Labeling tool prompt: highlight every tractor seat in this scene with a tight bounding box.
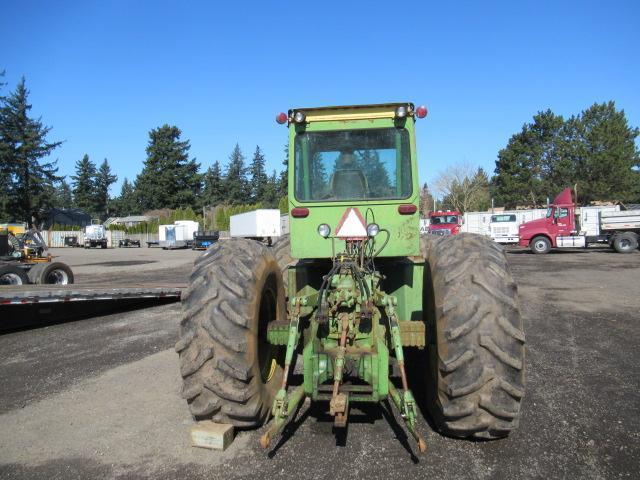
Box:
[331,169,368,199]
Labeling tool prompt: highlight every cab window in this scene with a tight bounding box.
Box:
[294,128,412,202]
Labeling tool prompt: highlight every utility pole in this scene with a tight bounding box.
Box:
[202,205,213,232]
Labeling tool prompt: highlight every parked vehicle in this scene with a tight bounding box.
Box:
[118,238,141,248]
[83,223,108,249]
[192,231,219,250]
[427,210,463,236]
[519,187,640,253]
[230,209,281,242]
[1,228,74,285]
[177,103,524,452]
[64,235,81,247]
[159,221,199,249]
[490,214,518,244]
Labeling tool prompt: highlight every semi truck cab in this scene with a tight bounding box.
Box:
[427,210,463,236]
[519,187,640,254]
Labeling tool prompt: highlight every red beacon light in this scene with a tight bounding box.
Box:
[415,105,428,119]
[276,112,288,124]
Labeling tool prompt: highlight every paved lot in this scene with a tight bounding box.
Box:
[0,246,639,479]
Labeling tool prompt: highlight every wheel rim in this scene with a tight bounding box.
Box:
[534,240,547,252]
[46,269,69,285]
[257,274,282,384]
[0,272,23,285]
[619,239,630,249]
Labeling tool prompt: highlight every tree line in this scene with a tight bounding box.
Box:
[0,73,288,226]
[112,128,288,218]
[2,72,638,226]
[425,101,640,213]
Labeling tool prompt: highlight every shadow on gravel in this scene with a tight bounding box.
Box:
[0,297,178,333]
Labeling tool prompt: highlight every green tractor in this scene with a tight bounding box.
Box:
[176,103,525,452]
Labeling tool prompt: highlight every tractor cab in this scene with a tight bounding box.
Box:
[281,103,426,259]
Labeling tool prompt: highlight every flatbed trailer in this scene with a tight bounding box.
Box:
[0,284,184,305]
[0,283,185,329]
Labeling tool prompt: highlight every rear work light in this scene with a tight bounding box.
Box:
[398,204,417,215]
[291,207,309,218]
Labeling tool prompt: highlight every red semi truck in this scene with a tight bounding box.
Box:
[518,188,640,254]
[427,210,463,236]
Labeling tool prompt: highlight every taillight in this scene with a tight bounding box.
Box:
[291,207,309,218]
[398,204,417,215]
[276,112,288,124]
[415,105,428,118]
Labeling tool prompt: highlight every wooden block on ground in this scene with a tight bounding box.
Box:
[190,421,234,451]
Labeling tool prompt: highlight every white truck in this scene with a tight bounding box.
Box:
[230,209,281,243]
[489,214,519,244]
[159,221,200,249]
[83,223,108,249]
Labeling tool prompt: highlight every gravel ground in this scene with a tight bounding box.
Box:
[0,246,638,479]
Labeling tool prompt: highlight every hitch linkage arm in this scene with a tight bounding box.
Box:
[260,300,306,449]
[383,299,427,453]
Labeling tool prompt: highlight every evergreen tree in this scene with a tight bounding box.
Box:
[201,160,225,207]
[492,110,566,208]
[570,101,640,203]
[493,103,640,207]
[224,143,249,204]
[419,182,435,216]
[469,168,491,211]
[135,125,201,210]
[279,143,289,198]
[94,158,117,219]
[54,179,74,209]
[261,170,280,207]
[356,150,391,197]
[72,154,97,214]
[248,145,268,203]
[116,178,138,215]
[0,70,9,219]
[0,77,62,225]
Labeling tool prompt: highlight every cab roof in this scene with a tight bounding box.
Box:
[288,103,414,123]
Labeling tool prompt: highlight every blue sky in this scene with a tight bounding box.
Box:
[1,0,639,196]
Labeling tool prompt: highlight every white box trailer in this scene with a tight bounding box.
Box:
[159,221,200,249]
[230,209,281,239]
[463,209,547,241]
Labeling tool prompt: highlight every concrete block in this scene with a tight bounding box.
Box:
[190,421,234,451]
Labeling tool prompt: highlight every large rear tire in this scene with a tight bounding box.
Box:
[422,233,525,439]
[271,234,296,293]
[176,238,286,427]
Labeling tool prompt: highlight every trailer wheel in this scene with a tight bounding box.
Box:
[612,233,638,254]
[530,236,551,254]
[176,238,286,427]
[38,262,74,285]
[421,233,525,439]
[0,264,29,285]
